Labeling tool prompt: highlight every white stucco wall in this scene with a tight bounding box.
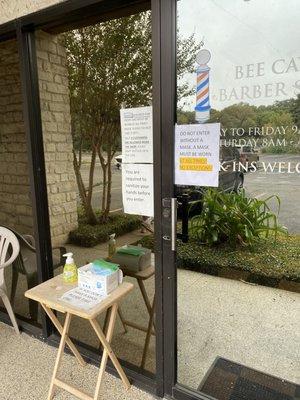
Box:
[0,0,67,25]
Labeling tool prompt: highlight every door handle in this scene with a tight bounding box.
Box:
[171,198,177,251]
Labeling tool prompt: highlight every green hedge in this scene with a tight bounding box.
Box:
[136,235,300,282]
[69,214,141,247]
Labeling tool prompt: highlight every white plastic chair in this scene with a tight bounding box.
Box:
[0,227,20,334]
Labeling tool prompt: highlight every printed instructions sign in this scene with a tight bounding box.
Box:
[120,106,153,163]
[122,163,154,217]
[175,123,221,187]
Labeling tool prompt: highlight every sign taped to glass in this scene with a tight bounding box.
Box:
[175,123,220,187]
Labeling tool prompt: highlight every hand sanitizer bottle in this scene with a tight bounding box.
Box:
[63,253,78,283]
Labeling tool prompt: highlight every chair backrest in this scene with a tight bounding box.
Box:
[0,225,36,251]
[0,227,20,270]
[0,226,38,276]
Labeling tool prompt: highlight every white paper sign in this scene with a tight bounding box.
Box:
[122,163,154,217]
[120,106,153,163]
[175,123,220,187]
[60,287,106,310]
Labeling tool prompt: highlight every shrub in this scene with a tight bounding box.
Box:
[190,189,287,247]
[69,214,141,247]
[135,234,300,283]
[136,234,154,251]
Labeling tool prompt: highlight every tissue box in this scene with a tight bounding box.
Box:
[78,263,122,296]
[109,245,151,273]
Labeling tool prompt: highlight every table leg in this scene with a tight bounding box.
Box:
[98,307,111,352]
[141,295,155,370]
[137,279,152,315]
[137,279,156,331]
[117,307,128,333]
[102,307,111,335]
[47,312,72,400]
[90,304,131,400]
[41,303,86,367]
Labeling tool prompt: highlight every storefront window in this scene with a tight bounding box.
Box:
[176,0,300,396]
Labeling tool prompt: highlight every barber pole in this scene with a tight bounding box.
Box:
[195,49,211,123]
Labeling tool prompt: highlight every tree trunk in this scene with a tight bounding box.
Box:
[73,150,86,205]
[103,157,112,222]
[85,146,97,225]
[85,202,97,225]
[97,123,118,223]
[102,165,107,213]
[103,140,113,222]
[86,146,96,204]
[73,149,97,225]
[97,144,108,215]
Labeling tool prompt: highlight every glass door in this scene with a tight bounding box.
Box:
[35,9,159,375]
[173,0,300,399]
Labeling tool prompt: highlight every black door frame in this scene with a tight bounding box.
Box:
[17,23,54,338]
[154,0,177,397]
[156,2,221,399]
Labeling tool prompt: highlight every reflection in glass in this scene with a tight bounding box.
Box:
[176,0,300,394]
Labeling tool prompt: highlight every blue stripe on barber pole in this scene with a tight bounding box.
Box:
[197,78,209,93]
[195,66,211,120]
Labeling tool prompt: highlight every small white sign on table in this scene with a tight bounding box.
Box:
[175,123,221,187]
[61,287,106,310]
[120,106,153,164]
[122,163,154,217]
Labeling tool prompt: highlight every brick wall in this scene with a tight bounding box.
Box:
[0,32,78,245]
[0,39,33,233]
[36,31,78,246]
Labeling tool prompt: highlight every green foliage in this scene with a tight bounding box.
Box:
[177,110,196,124]
[136,234,155,251]
[258,109,293,127]
[69,214,141,247]
[178,235,300,282]
[271,95,300,126]
[177,33,202,100]
[179,97,300,154]
[261,146,287,154]
[189,189,287,247]
[64,13,153,155]
[293,94,300,126]
[64,12,201,152]
[63,13,201,220]
[136,234,300,283]
[257,108,300,153]
[218,103,257,134]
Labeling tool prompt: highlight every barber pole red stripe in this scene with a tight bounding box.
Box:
[195,65,211,119]
[197,87,209,102]
[197,72,207,83]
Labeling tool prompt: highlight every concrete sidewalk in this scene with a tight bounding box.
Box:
[177,271,300,389]
[0,322,157,400]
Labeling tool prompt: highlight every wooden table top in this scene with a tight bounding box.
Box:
[25,274,134,320]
